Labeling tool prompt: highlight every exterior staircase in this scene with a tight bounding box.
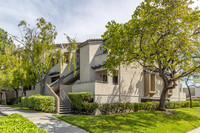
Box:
[50,67,80,93]
[49,68,80,114]
[59,100,71,114]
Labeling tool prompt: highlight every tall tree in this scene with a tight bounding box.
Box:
[0,28,15,90]
[184,73,200,108]
[102,0,200,110]
[18,18,58,95]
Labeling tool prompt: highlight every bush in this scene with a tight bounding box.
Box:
[68,92,96,114]
[6,97,16,105]
[82,102,98,114]
[0,113,47,133]
[0,98,4,104]
[98,101,200,115]
[68,92,93,103]
[17,97,22,103]
[21,94,55,113]
[99,102,135,115]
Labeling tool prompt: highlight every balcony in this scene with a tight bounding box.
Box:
[167,89,173,98]
[144,73,156,97]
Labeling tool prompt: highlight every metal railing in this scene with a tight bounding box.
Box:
[60,89,72,108]
[50,67,80,90]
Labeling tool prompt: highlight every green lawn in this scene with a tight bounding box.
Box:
[55,108,200,133]
[2,104,30,110]
[0,113,46,133]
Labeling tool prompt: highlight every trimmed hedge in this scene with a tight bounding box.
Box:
[0,113,47,133]
[21,94,55,113]
[6,97,16,105]
[68,92,200,115]
[68,92,97,114]
[98,101,200,115]
[0,98,4,104]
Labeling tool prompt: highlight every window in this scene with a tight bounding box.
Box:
[100,74,107,82]
[113,70,118,84]
[113,76,118,84]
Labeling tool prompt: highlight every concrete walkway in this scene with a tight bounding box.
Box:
[0,105,88,133]
[187,127,200,133]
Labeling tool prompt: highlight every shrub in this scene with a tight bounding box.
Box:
[0,113,47,133]
[82,102,98,114]
[17,97,22,103]
[21,97,29,107]
[6,97,16,105]
[68,92,96,114]
[98,101,200,115]
[98,103,112,115]
[0,98,4,104]
[165,101,187,109]
[21,94,55,113]
[68,92,93,102]
[191,101,200,107]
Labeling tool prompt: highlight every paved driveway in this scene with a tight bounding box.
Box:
[0,105,88,133]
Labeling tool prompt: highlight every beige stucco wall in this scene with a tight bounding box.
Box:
[95,54,107,66]
[26,90,35,97]
[72,82,95,94]
[75,41,186,104]
[45,84,60,113]
[80,44,90,82]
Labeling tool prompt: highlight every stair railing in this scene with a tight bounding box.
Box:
[50,67,80,89]
[60,89,72,109]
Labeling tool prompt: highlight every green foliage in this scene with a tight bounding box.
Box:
[82,102,98,114]
[17,97,22,103]
[68,92,96,114]
[21,94,55,113]
[98,101,200,115]
[18,18,59,94]
[6,97,16,105]
[65,35,77,75]
[0,98,4,104]
[0,113,47,133]
[102,0,200,109]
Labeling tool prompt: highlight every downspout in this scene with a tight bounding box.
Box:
[119,64,121,102]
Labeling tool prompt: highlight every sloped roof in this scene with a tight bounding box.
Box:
[78,38,103,48]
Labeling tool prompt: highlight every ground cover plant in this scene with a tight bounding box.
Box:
[0,113,46,133]
[55,107,200,133]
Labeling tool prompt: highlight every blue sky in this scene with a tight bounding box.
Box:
[0,0,199,44]
[0,0,142,43]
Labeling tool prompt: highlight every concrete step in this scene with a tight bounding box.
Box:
[59,111,71,114]
[60,109,70,111]
[60,107,70,109]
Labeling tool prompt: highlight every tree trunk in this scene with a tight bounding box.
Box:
[14,89,19,104]
[185,81,193,108]
[158,87,168,111]
[23,91,26,97]
[40,80,45,95]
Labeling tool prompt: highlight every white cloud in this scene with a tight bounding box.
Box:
[0,0,199,44]
[0,0,141,43]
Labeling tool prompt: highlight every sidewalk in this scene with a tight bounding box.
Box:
[0,105,88,133]
[187,127,200,133]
